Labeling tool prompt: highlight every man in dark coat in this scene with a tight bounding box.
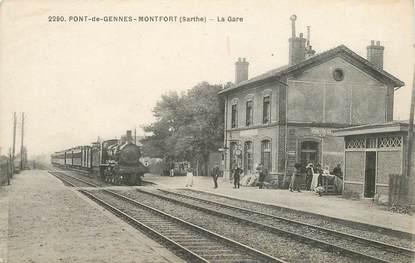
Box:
[257,163,267,189]
[233,166,243,189]
[211,162,221,188]
[332,163,343,179]
[290,163,302,192]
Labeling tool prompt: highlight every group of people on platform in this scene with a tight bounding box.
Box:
[185,161,343,195]
[291,162,343,195]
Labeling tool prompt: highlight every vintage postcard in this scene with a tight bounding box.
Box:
[0,1,414,262]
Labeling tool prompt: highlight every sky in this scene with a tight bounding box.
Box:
[0,0,414,156]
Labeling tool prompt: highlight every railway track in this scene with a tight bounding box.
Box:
[45,169,413,262]
[181,189,414,247]
[48,171,99,187]
[81,189,284,263]
[45,165,154,187]
[119,188,413,263]
[156,188,415,261]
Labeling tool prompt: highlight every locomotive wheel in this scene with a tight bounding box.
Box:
[126,174,133,185]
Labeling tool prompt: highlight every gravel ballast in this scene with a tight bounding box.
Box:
[176,188,415,250]
[150,188,412,263]
[103,188,375,263]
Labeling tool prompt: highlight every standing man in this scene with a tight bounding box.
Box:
[332,163,343,194]
[257,163,265,189]
[233,165,242,189]
[185,164,194,187]
[211,162,221,188]
[169,162,175,177]
[290,163,302,192]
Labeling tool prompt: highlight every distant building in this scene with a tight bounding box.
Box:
[219,15,404,182]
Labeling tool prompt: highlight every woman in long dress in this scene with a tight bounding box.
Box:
[185,165,194,187]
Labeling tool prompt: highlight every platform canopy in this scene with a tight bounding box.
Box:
[332,121,411,137]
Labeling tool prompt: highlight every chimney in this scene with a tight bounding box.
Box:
[289,15,307,65]
[235,57,249,84]
[367,40,384,69]
[305,26,316,58]
[126,130,133,143]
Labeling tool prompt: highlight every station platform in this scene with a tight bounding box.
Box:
[0,170,184,263]
[143,174,415,235]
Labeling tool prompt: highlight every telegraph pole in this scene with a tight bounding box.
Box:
[20,112,24,170]
[12,112,17,176]
[405,67,415,176]
[134,127,137,144]
[7,148,11,185]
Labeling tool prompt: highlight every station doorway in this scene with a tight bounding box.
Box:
[300,141,319,168]
[364,151,376,198]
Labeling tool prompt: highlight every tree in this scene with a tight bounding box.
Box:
[141,82,224,175]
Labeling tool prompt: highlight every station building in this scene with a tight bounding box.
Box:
[219,15,404,183]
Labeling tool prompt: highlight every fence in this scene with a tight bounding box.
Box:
[0,159,11,186]
[389,174,415,207]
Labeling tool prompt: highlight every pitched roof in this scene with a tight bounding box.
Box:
[219,45,405,95]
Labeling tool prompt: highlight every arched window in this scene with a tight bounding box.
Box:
[263,96,271,124]
[244,141,253,175]
[261,140,271,171]
[231,103,238,128]
[230,141,242,171]
[246,100,253,126]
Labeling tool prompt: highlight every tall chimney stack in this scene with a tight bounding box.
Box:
[367,40,384,69]
[126,130,133,143]
[289,15,306,65]
[235,57,249,84]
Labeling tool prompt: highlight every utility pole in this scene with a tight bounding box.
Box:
[405,67,415,176]
[134,127,137,144]
[12,112,16,176]
[7,148,11,185]
[20,112,24,170]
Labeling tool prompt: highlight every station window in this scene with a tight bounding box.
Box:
[261,140,271,171]
[231,104,238,128]
[263,96,270,124]
[244,141,253,175]
[246,100,253,126]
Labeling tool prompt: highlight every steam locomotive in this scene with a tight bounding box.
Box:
[51,130,147,185]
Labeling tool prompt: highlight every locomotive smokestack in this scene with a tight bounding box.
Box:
[126,130,133,143]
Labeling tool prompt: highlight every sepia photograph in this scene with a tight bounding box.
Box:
[0,0,414,262]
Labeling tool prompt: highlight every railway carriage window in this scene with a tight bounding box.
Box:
[246,100,253,126]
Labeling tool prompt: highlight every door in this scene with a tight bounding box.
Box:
[364,151,376,198]
[261,140,271,172]
[300,141,319,168]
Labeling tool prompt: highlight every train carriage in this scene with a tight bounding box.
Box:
[51,151,66,166]
[65,149,73,166]
[72,147,82,167]
[81,146,92,170]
